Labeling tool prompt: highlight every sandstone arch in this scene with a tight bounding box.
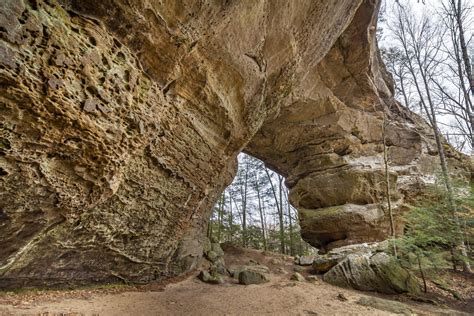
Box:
[0,0,470,288]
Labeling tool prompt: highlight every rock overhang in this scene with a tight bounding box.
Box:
[0,0,470,288]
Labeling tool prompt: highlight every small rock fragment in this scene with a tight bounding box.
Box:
[297,256,315,266]
[290,272,305,282]
[198,270,223,285]
[306,275,320,282]
[337,293,348,301]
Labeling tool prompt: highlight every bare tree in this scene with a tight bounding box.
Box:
[253,166,267,250]
[382,47,415,110]
[284,189,295,256]
[388,1,471,272]
[390,1,454,197]
[240,161,249,247]
[264,167,286,254]
[435,0,474,154]
[382,112,398,258]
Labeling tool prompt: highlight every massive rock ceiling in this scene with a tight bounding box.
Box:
[0,0,470,288]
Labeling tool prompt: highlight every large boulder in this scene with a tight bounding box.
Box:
[170,237,205,275]
[239,270,269,285]
[313,242,386,273]
[313,256,341,274]
[235,265,270,285]
[323,252,420,294]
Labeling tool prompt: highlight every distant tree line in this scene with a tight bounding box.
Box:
[207,153,313,256]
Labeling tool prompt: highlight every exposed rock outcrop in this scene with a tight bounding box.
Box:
[313,242,387,274]
[0,0,470,288]
[323,252,420,294]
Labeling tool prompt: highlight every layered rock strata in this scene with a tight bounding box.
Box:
[245,0,471,251]
[0,0,470,288]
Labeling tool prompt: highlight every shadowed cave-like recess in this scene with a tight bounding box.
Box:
[0,0,470,288]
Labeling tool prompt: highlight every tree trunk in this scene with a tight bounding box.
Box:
[278,175,285,254]
[417,253,427,293]
[255,176,267,250]
[285,190,294,256]
[399,74,410,109]
[241,164,249,248]
[217,192,224,242]
[450,247,457,272]
[228,190,233,243]
[452,0,474,96]
[382,112,397,258]
[264,167,285,254]
[450,0,474,195]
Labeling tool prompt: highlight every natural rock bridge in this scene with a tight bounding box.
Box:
[0,0,470,288]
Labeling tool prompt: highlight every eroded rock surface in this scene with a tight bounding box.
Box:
[0,0,470,288]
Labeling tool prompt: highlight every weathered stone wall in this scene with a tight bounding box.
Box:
[0,0,470,288]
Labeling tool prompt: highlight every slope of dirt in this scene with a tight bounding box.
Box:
[0,246,471,316]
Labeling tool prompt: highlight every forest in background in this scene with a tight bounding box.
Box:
[208,153,313,256]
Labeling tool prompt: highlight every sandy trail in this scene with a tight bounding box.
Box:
[0,275,412,315]
[0,246,469,315]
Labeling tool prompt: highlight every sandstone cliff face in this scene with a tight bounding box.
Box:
[0,0,470,288]
[245,0,471,251]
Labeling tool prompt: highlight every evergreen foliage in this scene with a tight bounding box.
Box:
[394,182,473,292]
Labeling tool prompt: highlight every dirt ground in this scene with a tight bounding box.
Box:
[0,245,472,316]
